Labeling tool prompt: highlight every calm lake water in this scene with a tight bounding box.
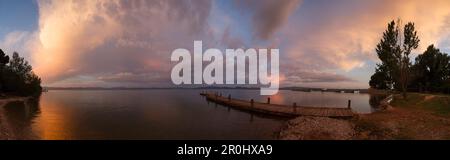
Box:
[0,89,383,140]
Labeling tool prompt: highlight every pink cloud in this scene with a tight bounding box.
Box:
[31,0,212,86]
[8,0,448,89]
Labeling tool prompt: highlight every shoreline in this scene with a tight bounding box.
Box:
[278,94,393,140]
[278,93,450,140]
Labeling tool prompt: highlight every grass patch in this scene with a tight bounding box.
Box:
[420,96,450,116]
[391,93,450,117]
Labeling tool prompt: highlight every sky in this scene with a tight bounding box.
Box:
[0,0,450,88]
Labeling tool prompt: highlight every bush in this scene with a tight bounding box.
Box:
[0,49,42,96]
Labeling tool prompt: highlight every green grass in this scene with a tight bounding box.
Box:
[391,93,450,117]
[421,96,450,116]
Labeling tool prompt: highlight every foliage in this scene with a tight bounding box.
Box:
[0,49,9,65]
[397,22,420,98]
[410,45,450,92]
[371,21,398,90]
[0,49,10,92]
[0,50,42,96]
[369,65,390,89]
[370,20,450,95]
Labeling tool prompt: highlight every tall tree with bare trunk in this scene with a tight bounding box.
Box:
[371,19,420,98]
[397,21,420,98]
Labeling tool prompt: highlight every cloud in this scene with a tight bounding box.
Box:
[0,31,29,49]
[8,0,449,88]
[0,31,37,59]
[233,0,302,40]
[277,0,450,87]
[31,0,212,85]
[97,72,168,83]
[220,27,245,48]
[285,70,355,83]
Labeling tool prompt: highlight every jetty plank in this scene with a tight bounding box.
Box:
[200,92,354,118]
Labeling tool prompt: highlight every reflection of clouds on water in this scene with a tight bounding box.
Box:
[369,94,388,112]
[269,93,285,105]
[1,90,385,139]
[34,96,75,140]
[0,98,41,139]
[205,90,379,114]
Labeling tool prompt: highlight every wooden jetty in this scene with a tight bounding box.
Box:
[200,92,355,118]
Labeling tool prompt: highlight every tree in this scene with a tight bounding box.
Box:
[398,21,420,98]
[371,21,398,90]
[9,52,32,79]
[411,45,450,92]
[371,20,420,98]
[0,49,10,92]
[369,66,390,89]
[0,49,42,96]
[0,49,9,65]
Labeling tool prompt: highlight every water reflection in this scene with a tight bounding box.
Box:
[0,98,41,139]
[203,90,381,113]
[0,89,386,139]
[204,97,292,121]
[369,94,388,111]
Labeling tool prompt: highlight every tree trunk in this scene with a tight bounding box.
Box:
[402,88,407,99]
[399,59,408,99]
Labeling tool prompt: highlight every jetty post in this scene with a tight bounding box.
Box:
[228,94,231,101]
[267,97,271,104]
[250,99,254,108]
[347,100,352,109]
[293,103,297,113]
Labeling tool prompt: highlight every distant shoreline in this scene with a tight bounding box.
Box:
[44,87,370,93]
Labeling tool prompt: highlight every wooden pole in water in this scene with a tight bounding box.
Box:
[228,94,231,101]
[293,103,297,113]
[348,100,351,109]
[267,97,271,104]
[250,99,254,107]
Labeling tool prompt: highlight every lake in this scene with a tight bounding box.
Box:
[0,89,383,140]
